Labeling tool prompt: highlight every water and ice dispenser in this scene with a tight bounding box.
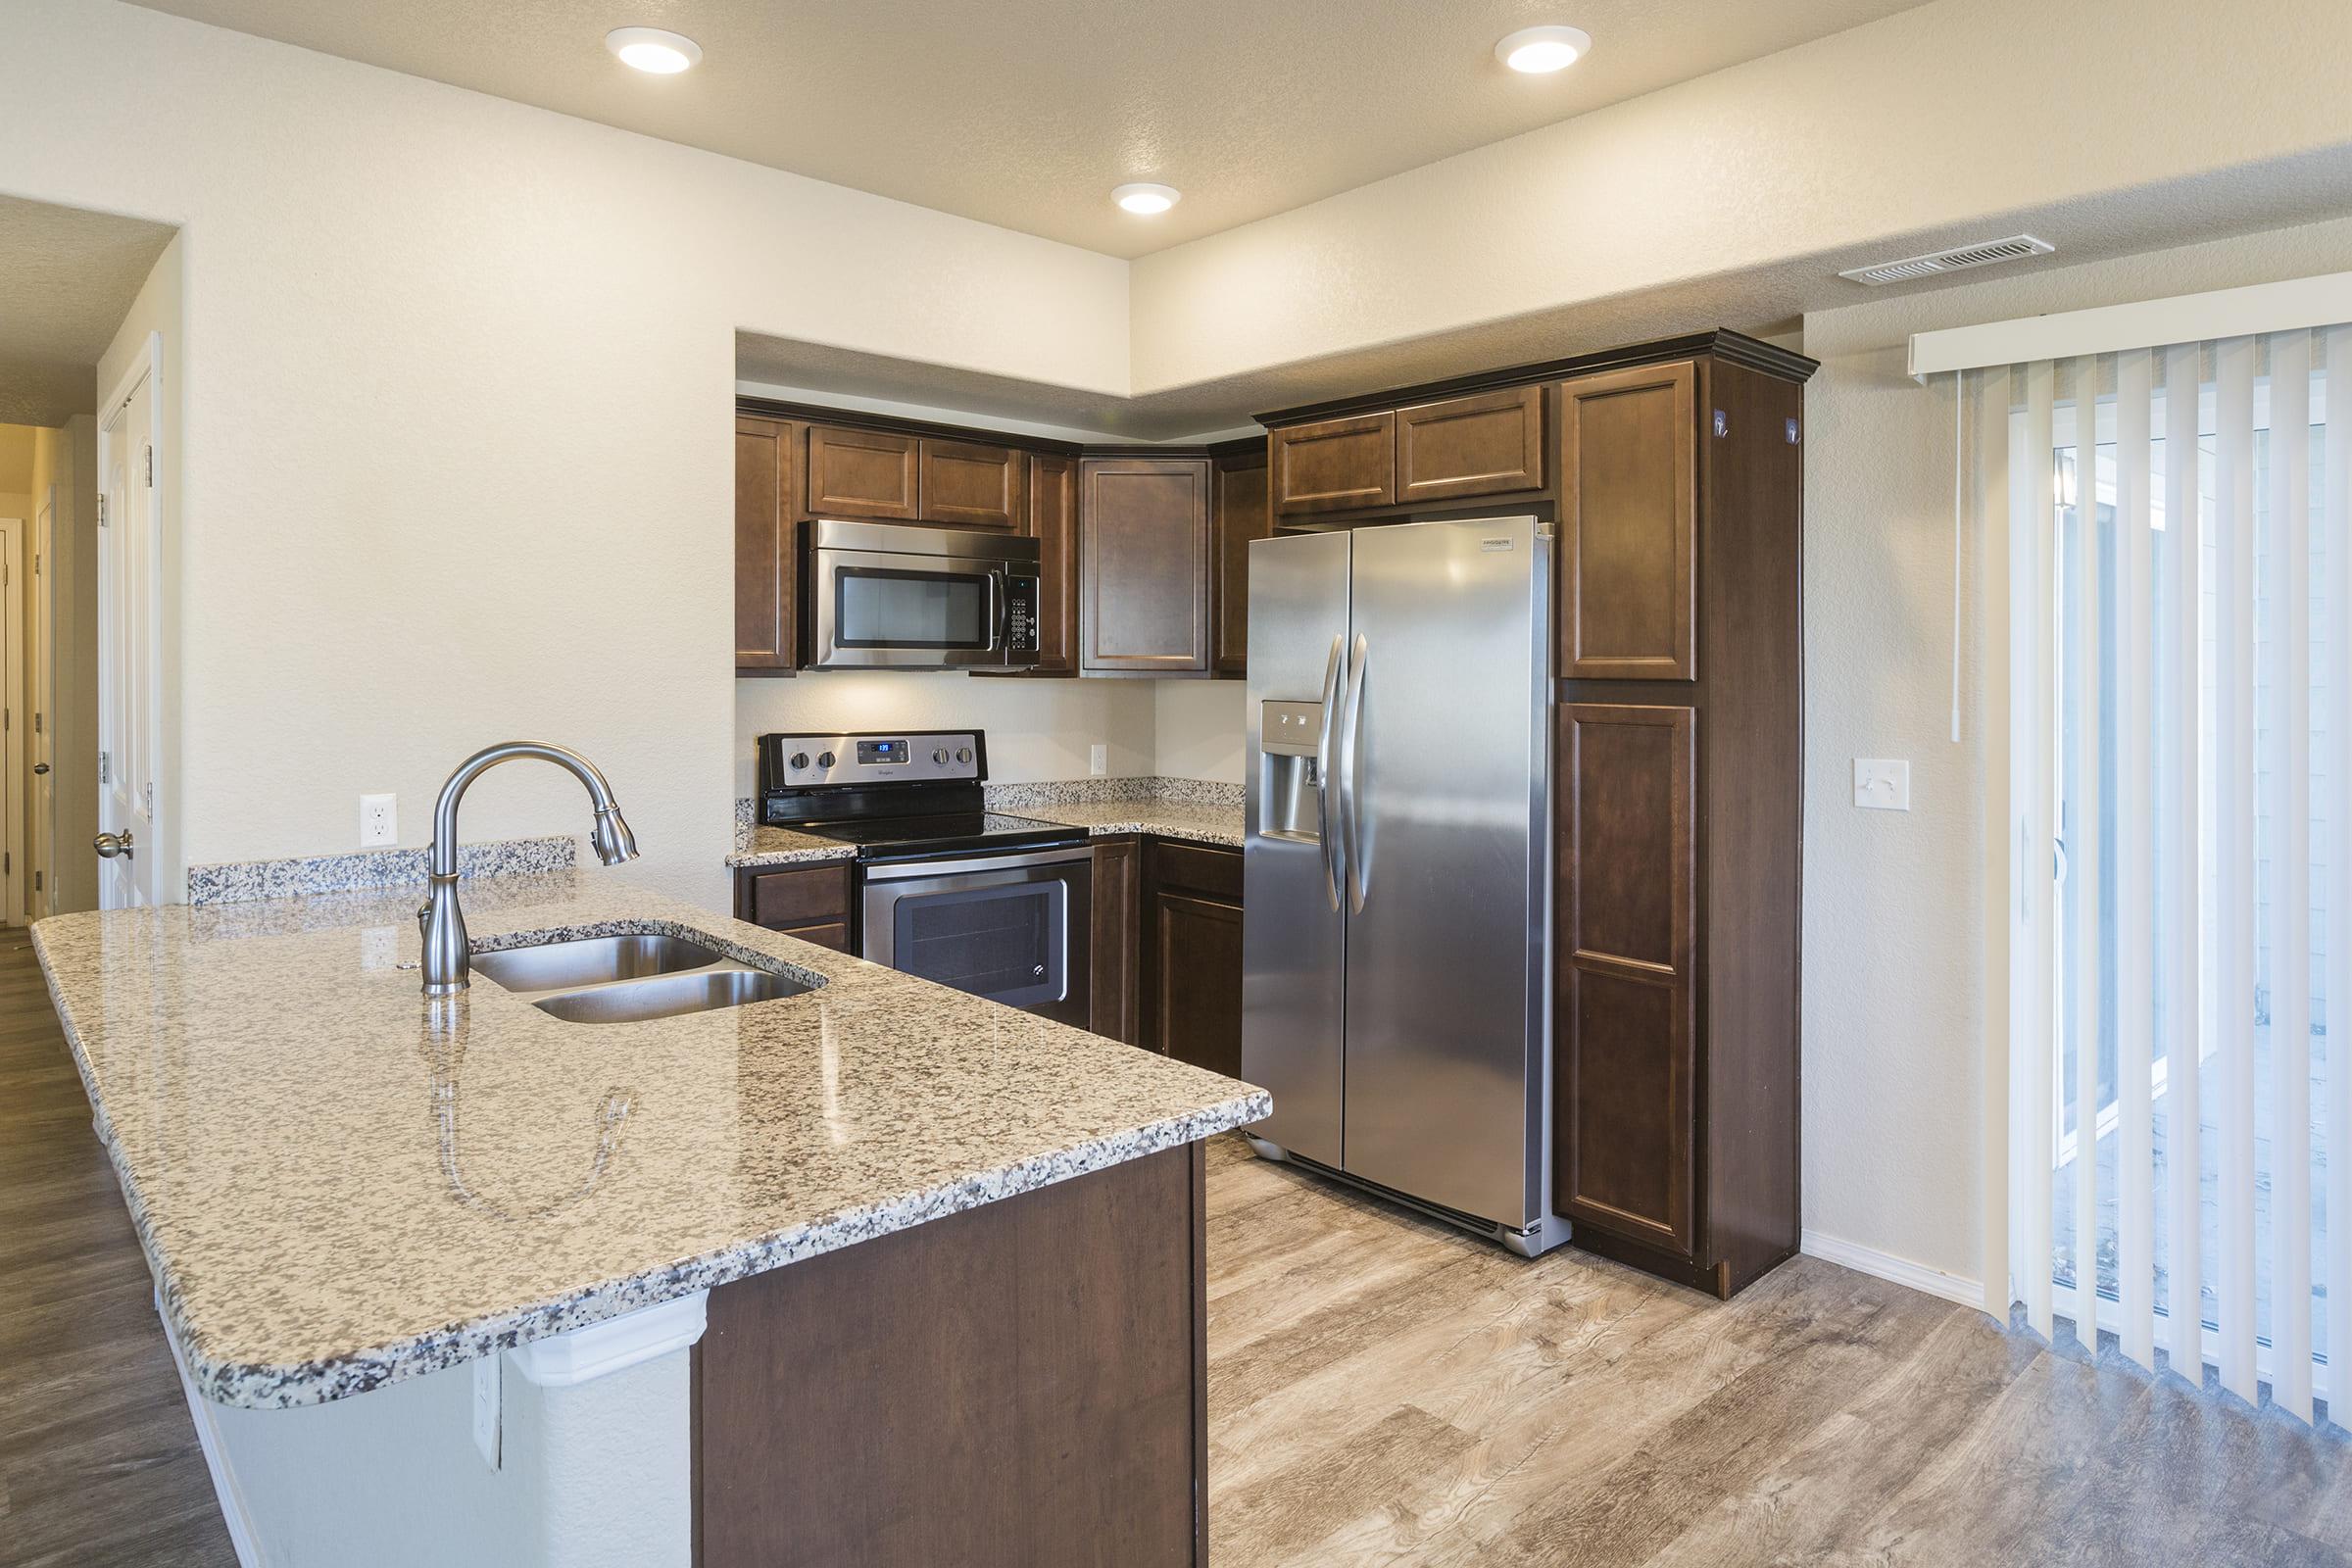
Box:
[1257,700,1324,841]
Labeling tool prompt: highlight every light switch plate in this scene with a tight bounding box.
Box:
[1089,744,1107,776]
[360,792,397,847]
[1853,759,1910,810]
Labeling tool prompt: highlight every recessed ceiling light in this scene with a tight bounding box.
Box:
[1495,24,1592,74]
[606,26,702,74]
[1112,183,1181,216]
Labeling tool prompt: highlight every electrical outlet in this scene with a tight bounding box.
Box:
[1853,760,1911,811]
[1089,744,1107,776]
[360,793,397,847]
[472,1354,502,1469]
[360,927,399,969]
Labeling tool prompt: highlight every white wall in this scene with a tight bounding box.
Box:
[735,673,1157,800]
[1799,210,2352,1285]
[1153,680,1249,785]
[209,1346,691,1568]
[2,0,1128,908]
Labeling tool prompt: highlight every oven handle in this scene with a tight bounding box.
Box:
[859,844,1095,881]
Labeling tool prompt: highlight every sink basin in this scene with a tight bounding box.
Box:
[472,933,727,993]
[531,967,808,1025]
[469,930,815,1025]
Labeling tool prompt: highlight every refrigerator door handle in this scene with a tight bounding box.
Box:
[1315,633,1346,911]
[1340,632,1369,913]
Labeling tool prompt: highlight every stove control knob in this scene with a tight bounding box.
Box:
[956,747,973,764]
[816,751,836,769]
[932,748,950,765]
[788,752,810,770]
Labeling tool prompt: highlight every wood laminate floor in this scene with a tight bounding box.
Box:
[0,925,237,1568]
[1202,1133,2352,1567]
[8,908,2349,1567]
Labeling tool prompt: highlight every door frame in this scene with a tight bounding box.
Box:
[31,485,55,919]
[96,331,168,909]
[0,516,21,925]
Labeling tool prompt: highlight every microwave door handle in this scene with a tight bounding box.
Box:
[991,569,1010,652]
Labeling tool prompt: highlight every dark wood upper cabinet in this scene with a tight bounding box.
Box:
[1210,449,1270,677]
[1555,703,1696,1261]
[1028,453,1079,675]
[918,437,1023,531]
[1082,456,1210,675]
[1559,361,1697,681]
[735,416,799,673]
[1396,384,1545,505]
[807,423,921,521]
[1271,412,1396,515]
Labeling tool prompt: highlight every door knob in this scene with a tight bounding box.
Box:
[93,830,134,859]
[31,762,48,775]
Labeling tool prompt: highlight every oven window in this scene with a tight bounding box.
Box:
[893,881,1064,1009]
[835,567,990,650]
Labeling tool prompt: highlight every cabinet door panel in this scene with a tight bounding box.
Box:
[1556,703,1694,1258]
[1144,889,1244,1080]
[1271,413,1396,515]
[743,864,853,930]
[735,416,797,670]
[1560,363,1696,680]
[1083,458,1210,673]
[808,424,920,520]
[1029,454,1079,674]
[918,438,1023,531]
[1211,455,1270,676]
[1091,838,1141,1044]
[1396,385,1544,504]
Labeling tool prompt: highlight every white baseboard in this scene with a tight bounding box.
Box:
[1800,1229,1986,1311]
[158,1285,267,1568]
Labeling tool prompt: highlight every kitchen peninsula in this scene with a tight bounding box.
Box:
[31,869,1265,1568]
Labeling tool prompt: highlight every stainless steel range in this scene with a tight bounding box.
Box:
[757,730,1092,1025]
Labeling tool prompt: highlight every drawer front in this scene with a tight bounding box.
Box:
[743,864,854,929]
[778,921,851,954]
[1147,839,1242,902]
[1396,385,1545,504]
[1271,413,1396,515]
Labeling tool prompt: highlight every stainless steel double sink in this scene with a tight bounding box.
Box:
[470,933,812,1025]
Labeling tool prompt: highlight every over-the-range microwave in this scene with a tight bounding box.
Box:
[800,517,1042,671]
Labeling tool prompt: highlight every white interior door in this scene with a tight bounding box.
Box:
[98,372,158,908]
[0,519,17,924]
[30,491,53,918]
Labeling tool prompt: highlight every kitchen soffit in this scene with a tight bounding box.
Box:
[127,0,1928,260]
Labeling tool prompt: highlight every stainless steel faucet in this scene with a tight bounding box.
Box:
[418,741,639,995]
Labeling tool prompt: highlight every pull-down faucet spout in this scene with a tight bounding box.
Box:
[418,742,639,995]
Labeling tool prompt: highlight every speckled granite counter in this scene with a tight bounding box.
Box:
[30,870,1266,1409]
[725,779,1243,867]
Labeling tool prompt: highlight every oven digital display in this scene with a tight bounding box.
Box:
[856,739,906,764]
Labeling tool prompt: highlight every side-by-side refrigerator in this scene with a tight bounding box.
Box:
[1242,515,1569,1257]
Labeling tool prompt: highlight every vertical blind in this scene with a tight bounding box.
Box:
[1977,325,2348,1422]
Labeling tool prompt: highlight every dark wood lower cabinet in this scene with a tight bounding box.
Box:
[1090,837,1142,1044]
[695,1144,1208,1567]
[1139,842,1244,1080]
[732,863,854,952]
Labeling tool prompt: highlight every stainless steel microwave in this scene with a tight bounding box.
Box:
[801,517,1042,670]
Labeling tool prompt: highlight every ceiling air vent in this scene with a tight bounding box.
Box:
[1838,234,2055,286]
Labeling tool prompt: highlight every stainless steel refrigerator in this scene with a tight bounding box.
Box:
[1241,514,1568,1257]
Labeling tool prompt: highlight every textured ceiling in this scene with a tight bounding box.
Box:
[127,0,1928,259]
[0,195,177,426]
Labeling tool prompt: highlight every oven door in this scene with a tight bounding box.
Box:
[859,847,1092,1027]
[809,545,1021,670]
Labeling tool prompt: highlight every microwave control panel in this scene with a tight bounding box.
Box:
[1003,572,1040,653]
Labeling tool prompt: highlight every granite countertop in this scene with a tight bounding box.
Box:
[726,781,1244,868]
[31,871,1266,1410]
